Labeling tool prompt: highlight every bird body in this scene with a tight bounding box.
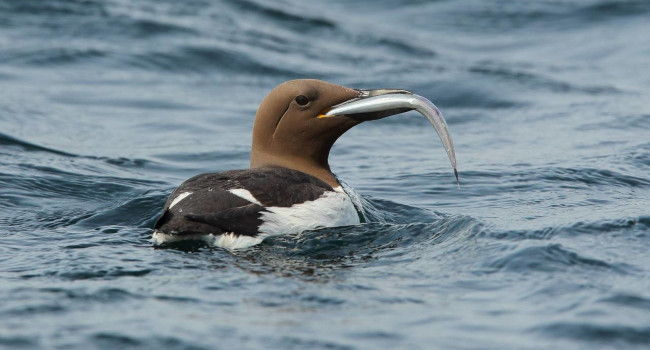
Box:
[152,79,457,249]
[152,167,360,249]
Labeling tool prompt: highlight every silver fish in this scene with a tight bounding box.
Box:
[326,92,459,186]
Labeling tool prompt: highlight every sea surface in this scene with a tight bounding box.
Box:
[1,0,649,349]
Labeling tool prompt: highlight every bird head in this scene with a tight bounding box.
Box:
[251,79,457,187]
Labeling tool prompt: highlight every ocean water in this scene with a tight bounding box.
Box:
[1,0,649,348]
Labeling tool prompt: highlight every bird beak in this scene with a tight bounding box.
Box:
[320,89,459,185]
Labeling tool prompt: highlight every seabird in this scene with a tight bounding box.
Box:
[152,79,458,249]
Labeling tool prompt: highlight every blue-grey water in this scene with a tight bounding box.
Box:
[1,0,649,349]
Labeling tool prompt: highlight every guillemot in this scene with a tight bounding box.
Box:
[152,79,458,249]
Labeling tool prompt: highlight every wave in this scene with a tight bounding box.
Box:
[599,293,650,310]
[407,79,521,109]
[56,268,152,280]
[123,45,303,76]
[444,0,650,32]
[0,132,160,173]
[534,322,650,345]
[0,43,304,76]
[0,336,36,348]
[0,158,167,232]
[583,0,650,19]
[90,333,209,350]
[0,0,107,17]
[469,63,620,95]
[441,166,650,198]
[0,132,76,157]
[539,167,650,188]
[224,0,337,30]
[484,243,626,273]
[629,143,650,168]
[75,189,168,229]
[484,216,650,240]
[0,47,106,66]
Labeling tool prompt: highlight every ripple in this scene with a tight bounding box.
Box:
[0,71,17,81]
[153,150,250,164]
[90,334,209,350]
[124,45,300,76]
[584,0,650,19]
[485,216,648,240]
[38,211,95,229]
[39,287,139,302]
[599,293,650,310]
[101,157,151,168]
[57,268,152,280]
[409,80,520,109]
[628,143,650,168]
[0,132,76,157]
[209,214,484,281]
[122,18,198,38]
[446,0,650,32]
[0,47,107,66]
[0,172,133,202]
[263,219,470,261]
[0,133,160,174]
[583,114,650,131]
[0,0,194,39]
[3,303,65,316]
[153,294,201,304]
[469,63,620,94]
[534,322,650,345]
[92,333,141,348]
[225,0,337,30]
[540,167,650,188]
[0,0,106,17]
[268,337,351,350]
[484,243,625,273]
[256,291,345,309]
[0,336,37,347]
[75,190,167,228]
[347,33,437,58]
[447,166,650,200]
[51,95,200,110]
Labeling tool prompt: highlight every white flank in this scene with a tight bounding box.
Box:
[257,186,360,237]
[228,188,262,205]
[169,191,192,209]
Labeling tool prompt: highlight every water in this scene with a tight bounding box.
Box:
[1,0,649,348]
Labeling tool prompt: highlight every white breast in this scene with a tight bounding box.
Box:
[258,186,361,237]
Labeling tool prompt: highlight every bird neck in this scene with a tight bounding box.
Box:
[250,151,340,188]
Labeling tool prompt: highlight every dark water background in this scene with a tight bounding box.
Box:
[1,0,649,348]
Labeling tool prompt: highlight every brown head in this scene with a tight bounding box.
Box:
[250,79,458,188]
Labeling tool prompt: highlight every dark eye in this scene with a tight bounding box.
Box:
[295,95,309,106]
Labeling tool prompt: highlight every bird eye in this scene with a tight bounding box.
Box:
[295,95,309,106]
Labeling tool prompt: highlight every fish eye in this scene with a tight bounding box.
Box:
[295,95,309,106]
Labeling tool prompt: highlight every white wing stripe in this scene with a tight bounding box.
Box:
[228,189,262,205]
[169,191,192,209]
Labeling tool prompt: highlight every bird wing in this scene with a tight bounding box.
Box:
[154,167,333,237]
[183,203,264,236]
